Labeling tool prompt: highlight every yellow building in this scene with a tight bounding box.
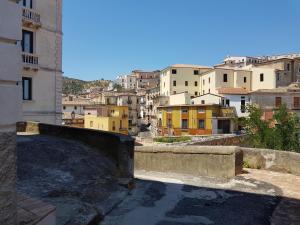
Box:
[84,105,129,135]
[157,104,235,136]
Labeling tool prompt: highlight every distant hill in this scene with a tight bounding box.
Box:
[62,76,110,95]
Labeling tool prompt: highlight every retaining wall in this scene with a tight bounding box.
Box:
[135,146,243,179]
[241,147,300,176]
[190,135,246,146]
[17,121,134,178]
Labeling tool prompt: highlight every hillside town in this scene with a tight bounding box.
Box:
[2,1,300,225]
[62,54,300,138]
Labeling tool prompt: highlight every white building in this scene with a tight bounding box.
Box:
[116,74,136,90]
[21,0,63,124]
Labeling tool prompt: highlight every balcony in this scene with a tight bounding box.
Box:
[22,7,41,28]
[22,53,39,70]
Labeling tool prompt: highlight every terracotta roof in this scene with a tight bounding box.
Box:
[217,87,250,95]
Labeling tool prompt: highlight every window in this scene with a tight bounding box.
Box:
[198,120,205,129]
[23,0,32,8]
[22,30,33,53]
[184,81,188,86]
[201,100,205,104]
[195,91,198,96]
[198,107,205,113]
[225,99,230,106]
[167,108,172,113]
[203,90,205,95]
[22,77,32,100]
[241,99,246,113]
[173,91,176,94]
[260,73,264,82]
[63,106,66,110]
[203,80,205,85]
[209,89,210,93]
[90,121,93,128]
[173,80,176,86]
[275,97,282,107]
[194,70,199,75]
[294,97,300,108]
[209,78,211,83]
[172,69,177,74]
[74,106,77,110]
[120,120,123,129]
[164,82,165,87]
[287,63,290,71]
[112,121,116,130]
[181,108,188,114]
[181,119,188,129]
[244,77,247,83]
[195,81,198,86]
[223,74,228,82]
[277,73,280,81]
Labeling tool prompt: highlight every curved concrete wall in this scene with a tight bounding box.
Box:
[17,121,135,178]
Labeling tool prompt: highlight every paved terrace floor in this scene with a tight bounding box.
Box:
[17,134,300,225]
[102,170,300,225]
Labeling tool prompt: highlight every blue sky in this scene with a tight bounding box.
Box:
[63,0,300,81]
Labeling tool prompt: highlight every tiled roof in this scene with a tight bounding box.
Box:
[217,87,250,95]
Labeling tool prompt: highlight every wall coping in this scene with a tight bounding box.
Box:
[135,146,238,155]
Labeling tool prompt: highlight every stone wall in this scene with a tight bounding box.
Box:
[0,132,17,225]
[17,121,134,178]
[135,146,243,179]
[190,135,246,146]
[241,147,300,176]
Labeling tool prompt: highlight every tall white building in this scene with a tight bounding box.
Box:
[21,0,63,124]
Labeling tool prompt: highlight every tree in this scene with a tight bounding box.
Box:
[273,104,300,151]
[244,104,300,152]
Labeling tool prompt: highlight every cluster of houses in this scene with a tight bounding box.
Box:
[63,53,300,137]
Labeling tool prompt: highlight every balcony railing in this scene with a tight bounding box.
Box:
[22,53,39,70]
[22,7,41,28]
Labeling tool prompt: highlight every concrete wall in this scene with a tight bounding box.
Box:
[241,147,300,176]
[135,146,243,179]
[17,121,135,178]
[0,1,21,224]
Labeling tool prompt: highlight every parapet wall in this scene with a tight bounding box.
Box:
[241,147,300,176]
[190,135,246,146]
[135,146,243,179]
[17,121,134,178]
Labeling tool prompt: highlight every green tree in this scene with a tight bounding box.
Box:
[244,104,300,152]
[273,104,300,151]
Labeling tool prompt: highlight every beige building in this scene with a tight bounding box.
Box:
[250,83,300,119]
[160,64,211,97]
[0,1,22,224]
[21,0,62,124]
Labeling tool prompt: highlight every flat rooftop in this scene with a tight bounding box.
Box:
[17,133,300,225]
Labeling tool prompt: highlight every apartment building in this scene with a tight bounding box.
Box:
[133,70,160,90]
[221,56,262,68]
[250,83,300,119]
[116,74,136,90]
[160,64,212,97]
[93,92,140,134]
[0,1,22,224]
[84,105,129,135]
[21,0,62,124]
[157,104,235,136]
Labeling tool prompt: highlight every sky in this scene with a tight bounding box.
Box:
[63,0,300,81]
